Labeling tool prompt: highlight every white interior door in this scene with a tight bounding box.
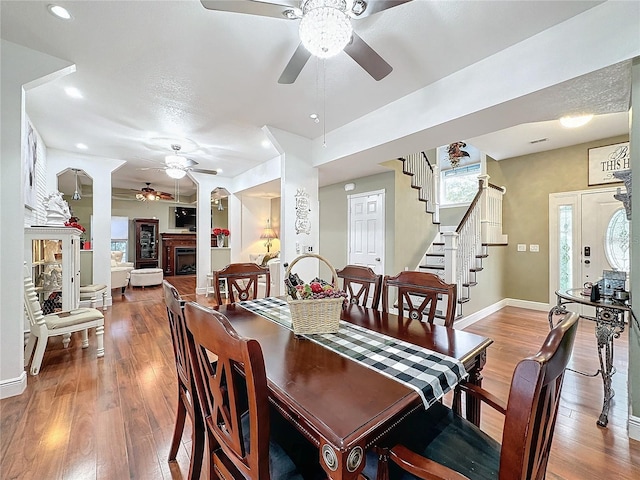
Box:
[549,187,630,307]
[348,190,385,275]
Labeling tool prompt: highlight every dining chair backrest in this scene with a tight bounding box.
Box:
[214,262,270,305]
[499,312,579,479]
[184,301,272,480]
[163,281,193,396]
[382,271,457,327]
[162,281,204,479]
[336,265,382,309]
[382,312,579,480]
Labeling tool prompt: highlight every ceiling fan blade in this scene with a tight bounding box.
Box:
[278,43,312,84]
[351,0,412,18]
[190,168,218,175]
[344,32,392,81]
[200,0,298,19]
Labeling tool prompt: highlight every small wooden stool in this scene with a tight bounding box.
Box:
[79,284,108,311]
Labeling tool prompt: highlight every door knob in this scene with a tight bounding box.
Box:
[585,260,591,264]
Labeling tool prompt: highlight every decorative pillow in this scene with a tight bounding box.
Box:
[261,253,274,267]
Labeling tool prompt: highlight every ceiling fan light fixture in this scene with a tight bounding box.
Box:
[166,167,187,179]
[299,0,352,58]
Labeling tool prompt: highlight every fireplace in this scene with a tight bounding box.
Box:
[175,248,196,275]
[160,233,216,276]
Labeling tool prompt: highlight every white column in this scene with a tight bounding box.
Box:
[1,41,73,398]
[190,172,231,295]
[441,231,459,286]
[47,151,126,305]
[264,127,319,282]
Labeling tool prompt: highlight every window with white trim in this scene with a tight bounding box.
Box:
[440,163,481,207]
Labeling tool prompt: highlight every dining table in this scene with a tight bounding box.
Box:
[195,298,493,480]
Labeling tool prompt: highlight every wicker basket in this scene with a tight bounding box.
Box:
[285,253,344,335]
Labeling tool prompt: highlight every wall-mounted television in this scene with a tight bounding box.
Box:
[174,207,196,228]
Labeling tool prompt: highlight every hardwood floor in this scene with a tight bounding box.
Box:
[2,277,639,479]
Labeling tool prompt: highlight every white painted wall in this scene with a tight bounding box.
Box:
[265,126,319,283]
[1,40,74,399]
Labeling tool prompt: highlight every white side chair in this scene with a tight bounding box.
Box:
[23,263,105,375]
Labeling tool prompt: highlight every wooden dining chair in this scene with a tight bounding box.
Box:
[336,265,383,309]
[382,271,457,327]
[214,262,270,305]
[162,281,204,480]
[184,301,309,480]
[363,311,580,480]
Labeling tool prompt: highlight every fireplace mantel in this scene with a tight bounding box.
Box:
[160,233,216,276]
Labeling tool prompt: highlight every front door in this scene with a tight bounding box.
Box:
[348,190,385,275]
[549,188,630,308]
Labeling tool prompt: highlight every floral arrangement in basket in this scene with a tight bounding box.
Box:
[284,254,347,335]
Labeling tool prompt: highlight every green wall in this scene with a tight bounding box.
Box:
[492,134,629,303]
[319,171,395,278]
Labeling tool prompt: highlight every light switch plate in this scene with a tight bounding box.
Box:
[530,244,540,252]
[517,244,526,252]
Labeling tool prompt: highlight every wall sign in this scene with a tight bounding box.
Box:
[588,142,630,186]
[294,188,311,235]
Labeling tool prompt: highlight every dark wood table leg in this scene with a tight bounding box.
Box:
[465,351,487,426]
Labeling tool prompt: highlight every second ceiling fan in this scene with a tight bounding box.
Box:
[200,0,412,84]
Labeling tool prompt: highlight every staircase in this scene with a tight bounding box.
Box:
[398,153,507,318]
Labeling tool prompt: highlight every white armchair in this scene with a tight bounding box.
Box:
[111,251,134,294]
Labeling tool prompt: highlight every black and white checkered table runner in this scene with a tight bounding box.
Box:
[238,297,467,409]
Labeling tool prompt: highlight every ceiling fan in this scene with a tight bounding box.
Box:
[200,0,412,84]
[137,144,219,179]
[133,183,175,202]
[163,144,219,179]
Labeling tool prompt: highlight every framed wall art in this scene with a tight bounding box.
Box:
[24,121,38,210]
[588,141,630,186]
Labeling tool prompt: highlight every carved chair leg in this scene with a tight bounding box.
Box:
[376,447,390,480]
[96,325,105,357]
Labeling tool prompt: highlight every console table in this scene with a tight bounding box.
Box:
[549,288,634,427]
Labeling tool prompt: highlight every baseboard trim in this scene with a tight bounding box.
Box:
[0,371,27,399]
[456,299,508,330]
[629,414,640,441]
[505,298,551,312]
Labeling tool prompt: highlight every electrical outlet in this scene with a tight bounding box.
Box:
[517,244,526,252]
[295,241,300,254]
[307,245,313,253]
[530,244,540,252]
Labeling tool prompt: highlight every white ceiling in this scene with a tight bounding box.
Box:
[0,0,635,198]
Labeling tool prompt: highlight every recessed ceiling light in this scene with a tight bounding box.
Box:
[216,168,223,174]
[65,87,83,99]
[47,4,72,20]
[559,114,593,128]
[76,143,88,150]
[261,140,271,148]
[309,113,320,123]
